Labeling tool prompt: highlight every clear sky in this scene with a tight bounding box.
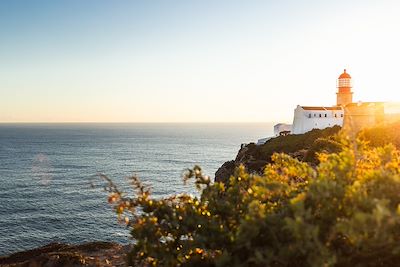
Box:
[1,0,400,123]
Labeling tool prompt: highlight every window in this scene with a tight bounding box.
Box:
[334,114,337,118]
[341,114,344,118]
[309,114,311,118]
[319,114,322,118]
[314,114,316,117]
[325,114,327,118]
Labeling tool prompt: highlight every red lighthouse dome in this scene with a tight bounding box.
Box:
[338,69,351,79]
[337,69,352,89]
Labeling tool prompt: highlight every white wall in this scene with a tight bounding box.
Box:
[292,106,343,134]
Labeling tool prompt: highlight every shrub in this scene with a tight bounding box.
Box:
[103,137,400,266]
[258,125,341,160]
[358,121,400,148]
[304,137,343,164]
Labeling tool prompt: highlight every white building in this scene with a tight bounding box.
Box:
[274,69,353,136]
[257,69,355,144]
[291,106,344,134]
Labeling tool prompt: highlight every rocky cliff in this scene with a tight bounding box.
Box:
[215,126,342,183]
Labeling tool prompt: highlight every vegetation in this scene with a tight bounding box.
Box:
[359,121,400,148]
[224,121,400,179]
[303,136,343,164]
[104,133,400,266]
[258,125,341,161]
[214,126,343,182]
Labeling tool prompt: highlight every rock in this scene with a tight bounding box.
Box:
[245,159,269,174]
[234,145,251,163]
[0,242,129,267]
[215,160,235,183]
[214,141,272,183]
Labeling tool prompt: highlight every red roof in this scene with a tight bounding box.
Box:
[339,69,351,79]
[301,106,343,111]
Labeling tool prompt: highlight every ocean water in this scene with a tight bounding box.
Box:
[0,123,273,255]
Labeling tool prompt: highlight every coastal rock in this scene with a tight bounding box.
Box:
[0,242,129,267]
[215,160,235,183]
[215,143,271,183]
[215,155,270,184]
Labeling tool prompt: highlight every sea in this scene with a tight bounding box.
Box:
[0,123,273,255]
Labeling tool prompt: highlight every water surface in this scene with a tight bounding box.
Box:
[0,123,273,255]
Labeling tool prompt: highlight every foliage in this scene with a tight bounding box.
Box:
[258,125,341,160]
[104,136,400,266]
[358,121,400,148]
[304,136,343,164]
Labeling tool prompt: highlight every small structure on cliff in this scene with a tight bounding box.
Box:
[274,123,292,136]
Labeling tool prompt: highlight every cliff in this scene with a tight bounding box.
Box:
[215,125,342,183]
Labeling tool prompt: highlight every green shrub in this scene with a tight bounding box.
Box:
[258,125,341,160]
[304,137,343,164]
[104,136,400,266]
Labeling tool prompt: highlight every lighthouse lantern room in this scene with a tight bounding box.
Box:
[336,69,353,106]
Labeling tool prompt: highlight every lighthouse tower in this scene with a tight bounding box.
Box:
[336,69,353,106]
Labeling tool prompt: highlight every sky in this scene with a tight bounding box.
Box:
[1,0,400,123]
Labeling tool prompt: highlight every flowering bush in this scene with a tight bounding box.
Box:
[104,137,400,267]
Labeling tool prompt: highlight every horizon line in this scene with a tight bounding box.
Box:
[0,121,279,124]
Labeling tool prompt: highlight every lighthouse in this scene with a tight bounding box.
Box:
[336,69,353,106]
[257,68,393,144]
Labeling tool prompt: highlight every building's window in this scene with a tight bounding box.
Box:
[325,114,327,118]
[314,114,316,117]
[319,114,322,118]
[309,114,311,118]
[334,114,337,118]
[341,114,344,118]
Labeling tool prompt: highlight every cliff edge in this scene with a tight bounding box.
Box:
[215,126,342,183]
